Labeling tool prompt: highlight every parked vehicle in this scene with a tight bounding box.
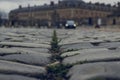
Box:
[65,20,76,29]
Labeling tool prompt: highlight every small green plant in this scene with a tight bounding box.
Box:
[46,64,72,80]
[47,30,72,80]
[49,30,63,62]
[50,30,61,53]
[65,49,79,52]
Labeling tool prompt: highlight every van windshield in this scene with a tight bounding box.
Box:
[67,21,75,25]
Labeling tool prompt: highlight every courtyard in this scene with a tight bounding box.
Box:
[0,26,120,80]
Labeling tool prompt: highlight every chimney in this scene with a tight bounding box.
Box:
[50,1,55,6]
[118,2,120,7]
[28,4,30,8]
[58,0,61,4]
[19,5,22,9]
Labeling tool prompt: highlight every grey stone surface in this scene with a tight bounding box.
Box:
[63,48,120,64]
[0,28,120,80]
[0,48,51,66]
[0,74,39,80]
[0,60,46,76]
[68,62,120,80]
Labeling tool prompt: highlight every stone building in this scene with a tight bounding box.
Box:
[9,0,117,27]
[107,2,120,25]
[0,15,1,26]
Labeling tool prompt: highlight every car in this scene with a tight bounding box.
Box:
[65,20,76,29]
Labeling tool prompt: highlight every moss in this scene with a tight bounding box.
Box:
[46,64,72,80]
[49,30,61,54]
[49,30,63,62]
[63,49,79,53]
[47,30,73,80]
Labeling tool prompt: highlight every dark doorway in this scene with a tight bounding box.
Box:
[0,19,1,26]
[113,19,116,25]
[88,17,93,25]
[11,20,16,26]
[51,10,60,28]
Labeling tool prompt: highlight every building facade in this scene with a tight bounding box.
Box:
[107,2,120,25]
[9,0,117,27]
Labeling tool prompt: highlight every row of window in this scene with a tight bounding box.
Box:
[16,9,109,20]
[60,3,113,11]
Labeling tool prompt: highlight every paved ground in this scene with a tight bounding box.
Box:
[0,27,120,80]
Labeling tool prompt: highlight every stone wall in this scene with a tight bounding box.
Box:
[9,0,117,27]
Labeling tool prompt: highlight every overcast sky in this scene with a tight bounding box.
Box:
[0,0,119,13]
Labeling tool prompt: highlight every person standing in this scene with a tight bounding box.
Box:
[95,18,102,28]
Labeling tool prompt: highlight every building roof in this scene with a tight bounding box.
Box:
[9,0,115,14]
[63,0,83,1]
[109,2,120,17]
